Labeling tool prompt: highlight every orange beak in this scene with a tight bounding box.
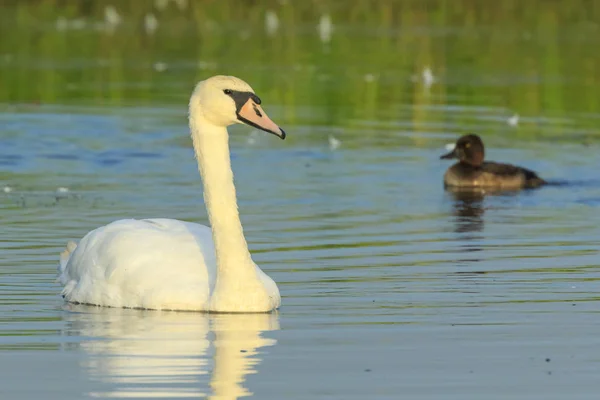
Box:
[237,99,286,140]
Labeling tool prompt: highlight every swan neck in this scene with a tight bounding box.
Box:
[190,115,253,275]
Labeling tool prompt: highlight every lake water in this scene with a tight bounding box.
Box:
[1,1,600,399]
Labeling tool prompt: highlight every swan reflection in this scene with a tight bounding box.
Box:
[62,305,279,399]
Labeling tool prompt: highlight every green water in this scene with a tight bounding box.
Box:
[2,0,600,133]
[1,1,600,399]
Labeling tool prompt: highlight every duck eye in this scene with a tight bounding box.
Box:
[465,143,471,148]
[223,89,233,95]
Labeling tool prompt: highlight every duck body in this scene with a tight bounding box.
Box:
[443,161,546,189]
[441,134,546,190]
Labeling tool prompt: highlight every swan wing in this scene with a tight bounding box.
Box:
[59,218,216,311]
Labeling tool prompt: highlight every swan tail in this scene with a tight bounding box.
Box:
[58,241,77,283]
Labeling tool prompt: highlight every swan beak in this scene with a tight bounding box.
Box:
[237,99,286,140]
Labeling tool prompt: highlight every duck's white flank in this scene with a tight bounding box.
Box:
[58,75,284,312]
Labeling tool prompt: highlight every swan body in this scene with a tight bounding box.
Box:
[59,219,278,311]
[58,76,286,312]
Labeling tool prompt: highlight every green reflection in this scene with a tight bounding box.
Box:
[1,0,599,139]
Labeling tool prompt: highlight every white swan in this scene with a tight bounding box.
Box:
[58,75,285,312]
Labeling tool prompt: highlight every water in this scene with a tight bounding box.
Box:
[2,1,600,399]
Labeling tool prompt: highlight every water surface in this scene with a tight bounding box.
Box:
[1,1,600,399]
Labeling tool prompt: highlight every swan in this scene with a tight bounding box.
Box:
[58,75,285,312]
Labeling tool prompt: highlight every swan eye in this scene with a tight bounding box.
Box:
[250,94,262,105]
[223,89,233,95]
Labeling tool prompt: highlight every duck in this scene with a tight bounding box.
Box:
[440,134,546,190]
[58,75,285,313]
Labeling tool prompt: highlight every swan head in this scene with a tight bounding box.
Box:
[190,75,286,139]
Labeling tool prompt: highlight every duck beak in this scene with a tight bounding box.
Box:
[237,99,286,140]
[440,148,458,160]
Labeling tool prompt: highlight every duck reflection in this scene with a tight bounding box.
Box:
[445,188,488,267]
[446,188,487,234]
[62,304,279,399]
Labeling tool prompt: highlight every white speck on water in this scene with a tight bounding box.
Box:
[153,62,168,72]
[198,61,216,70]
[422,66,436,88]
[328,135,341,151]
[265,10,279,36]
[104,6,121,28]
[508,113,519,127]
[144,13,159,35]
[57,187,70,193]
[3,186,13,193]
[318,14,333,44]
[56,17,86,31]
[364,73,376,83]
[411,66,436,89]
